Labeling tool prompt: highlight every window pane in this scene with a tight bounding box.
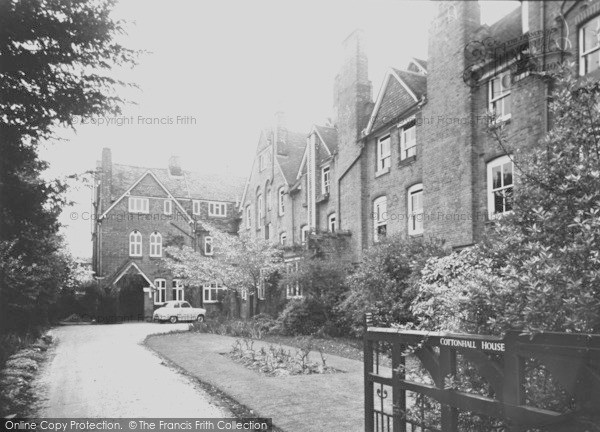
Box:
[583,20,600,52]
[381,139,390,156]
[585,50,600,74]
[503,161,513,185]
[492,165,502,189]
[494,191,504,214]
[491,77,499,99]
[505,187,514,212]
[503,95,511,117]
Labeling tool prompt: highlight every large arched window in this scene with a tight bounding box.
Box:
[129,230,142,257]
[407,184,423,236]
[149,231,162,257]
[373,196,387,242]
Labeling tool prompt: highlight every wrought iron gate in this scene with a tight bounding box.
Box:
[363,314,600,432]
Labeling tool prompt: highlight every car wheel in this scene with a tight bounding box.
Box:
[196,314,205,323]
[169,316,178,324]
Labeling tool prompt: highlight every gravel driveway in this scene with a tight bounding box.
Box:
[32,323,232,417]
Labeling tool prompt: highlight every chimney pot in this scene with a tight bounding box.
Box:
[169,155,183,177]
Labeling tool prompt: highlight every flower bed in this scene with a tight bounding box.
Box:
[225,338,341,376]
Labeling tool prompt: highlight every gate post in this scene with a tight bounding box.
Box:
[503,331,525,432]
[364,314,374,432]
[439,346,458,432]
[392,340,406,432]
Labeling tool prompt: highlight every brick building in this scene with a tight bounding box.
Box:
[238,0,600,316]
[98,1,600,319]
[92,148,245,319]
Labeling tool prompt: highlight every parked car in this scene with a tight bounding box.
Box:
[153,301,206,323]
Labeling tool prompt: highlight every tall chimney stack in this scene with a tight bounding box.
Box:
[168,155,183,177]
[100,147,112,212]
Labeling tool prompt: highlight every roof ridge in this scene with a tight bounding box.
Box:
[392,67,427,77]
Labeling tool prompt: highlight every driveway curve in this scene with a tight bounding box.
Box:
[32,323,231,417]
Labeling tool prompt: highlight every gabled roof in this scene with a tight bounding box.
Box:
[365,68,427,135]
[408,58,428,74]
[99,170,194,222]
[276,130,307,185]
[110,261,155,288]
[108,163,245,203]
[314,125,338,154]
[296,124,338,180]
[239,128,307,208]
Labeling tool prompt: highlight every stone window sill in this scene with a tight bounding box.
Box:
[398,155,417,167]
[375,167,390,178]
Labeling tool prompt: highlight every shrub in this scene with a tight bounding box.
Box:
[278,237,352,336]
[338,235,447,336]
[189,316,278,339]
[278,298,327,336]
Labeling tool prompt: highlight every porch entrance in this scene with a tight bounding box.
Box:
[117,274,146,321]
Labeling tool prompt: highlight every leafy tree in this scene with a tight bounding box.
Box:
[412,65,600,334]
[164,223,284,316]
[277,233,353,335]
[0,0,139,334]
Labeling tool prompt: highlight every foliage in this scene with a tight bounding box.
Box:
[227,338,337,376]
[277,299,327,336]
[412,65,600,335]
[0,0,139,335]
[278,242,352,335]
[406,66,600,430]
[189,314,279,339]
[165,222,284,316]
[338,235,447,336]
[0,332,53,417]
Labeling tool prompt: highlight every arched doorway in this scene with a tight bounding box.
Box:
[117,274,146,321]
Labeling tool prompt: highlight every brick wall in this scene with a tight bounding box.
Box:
[419,1,481,248]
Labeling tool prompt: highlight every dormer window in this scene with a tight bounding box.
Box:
[164,199,172,215]
[208,202,227,217]
[128,197,149,214]
[580,16,600,75]
[192,200,201,215]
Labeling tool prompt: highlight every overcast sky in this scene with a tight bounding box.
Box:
[39,0,520,259]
